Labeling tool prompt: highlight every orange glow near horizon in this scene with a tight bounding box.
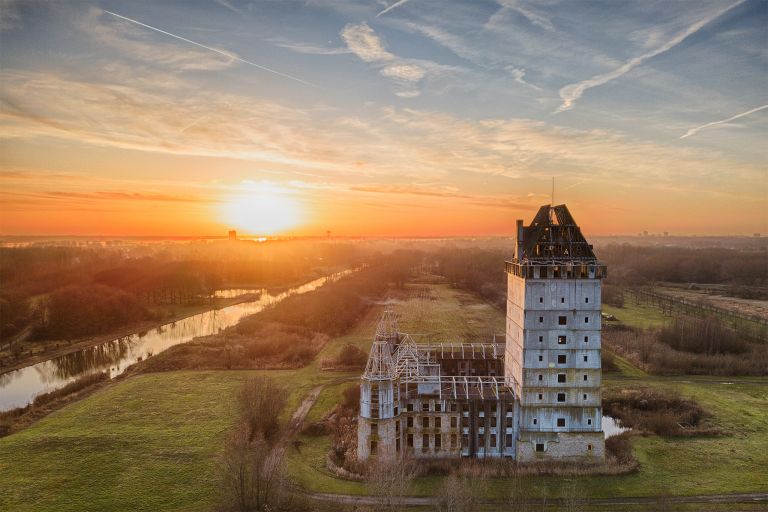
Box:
[220,183,303,236]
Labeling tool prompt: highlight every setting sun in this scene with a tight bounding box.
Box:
[221,185,302,235]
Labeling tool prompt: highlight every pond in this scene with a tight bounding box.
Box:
[603,415,632,438]
[0,270,353,412]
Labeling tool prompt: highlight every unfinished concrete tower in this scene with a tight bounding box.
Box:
[505,204,607,461]
[358,311,399,460]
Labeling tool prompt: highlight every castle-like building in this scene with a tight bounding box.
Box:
[357,204,607,461]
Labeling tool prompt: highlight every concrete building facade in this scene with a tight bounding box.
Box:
[358,204,606,462]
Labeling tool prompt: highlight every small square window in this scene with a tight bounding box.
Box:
[587,419,592,425]
[557,374,566,383]
[557,393,566,402]
[407,403,414,412]
[539,316,544,323]
[535,442,545,452]
[558,335,567,345]
[584,336,589,343]
[557,354,566,364]
[557,418,566,427]
[583,374,588,381]
[538,355,543,362]
[587,443,593,451]
[558,316,567,325]
[450,403,457,412]
[584,316,589,323]
[538,393,543,400]
[435,403,442,412]
[539,335,543,342]
[422,402,430,412]
[538,374,543,381]
[583,355,588,362]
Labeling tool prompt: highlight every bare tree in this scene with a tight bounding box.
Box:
[433,472,485,512]
[366,457,417,512]
[220,421,286,512]
[238,375,286,443]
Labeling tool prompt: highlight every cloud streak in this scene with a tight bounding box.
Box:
[377,0,413,17]
[680,103,768,139]
[103,10,317,87]
[555,0,746,113]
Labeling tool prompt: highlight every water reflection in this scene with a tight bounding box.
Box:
[603,416,631,438]
[213,289,261,299]
[0,270,352,411]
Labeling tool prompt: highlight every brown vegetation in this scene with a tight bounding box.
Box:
[135,257,418,373]
[320,344,368,370]
[603,387,716,436]
[604,323,767,376]
[599,244,768,286]
[0,241,366,344]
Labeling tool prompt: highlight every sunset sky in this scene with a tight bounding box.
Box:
[1,0,766,237]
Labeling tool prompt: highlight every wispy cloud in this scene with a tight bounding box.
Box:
[377,0,413,17]
[492,0,554,32]
[102,10,317,87]
[680,103,768,139]
[506,66,540,91]
[270,39,351,55]
[555,0,746,113]
[213,0,243,15]
[341,22,426,97]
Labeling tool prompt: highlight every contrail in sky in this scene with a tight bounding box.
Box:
[103,10,317,87]
[680,104,768,139]
[377,0,412,17]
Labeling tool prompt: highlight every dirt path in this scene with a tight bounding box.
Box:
[287,385,325,436]
[306,491,768,508]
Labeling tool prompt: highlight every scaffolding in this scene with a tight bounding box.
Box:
[362,311,514,401]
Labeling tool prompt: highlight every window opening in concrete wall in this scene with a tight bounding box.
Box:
[561,297,565,303]
[408,434,414,447]
[558,316,567,325]
[584,355,588,362]
[536,443,545,452]
[557,374,566,383]
[557,393,566,402]
[435,417,441,429]
[539,316,544,323]
[584,336,589,343]
[558,335,567,344]
[558,354,566,364]
[422,417,429,428]
[557,418,565,427]
[422,435,429,451]
[371,423,378,435]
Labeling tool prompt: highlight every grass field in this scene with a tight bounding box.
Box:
[1,281,766,511]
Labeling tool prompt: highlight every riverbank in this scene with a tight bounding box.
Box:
[0,293,260,375]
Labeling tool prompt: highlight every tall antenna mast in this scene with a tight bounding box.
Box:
[551,176,555,205]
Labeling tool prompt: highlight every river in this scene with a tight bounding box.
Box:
[0,270,353,412]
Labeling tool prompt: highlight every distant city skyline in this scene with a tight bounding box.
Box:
[1,0,766,236]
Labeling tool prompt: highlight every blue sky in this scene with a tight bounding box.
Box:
[0,0,766,235]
